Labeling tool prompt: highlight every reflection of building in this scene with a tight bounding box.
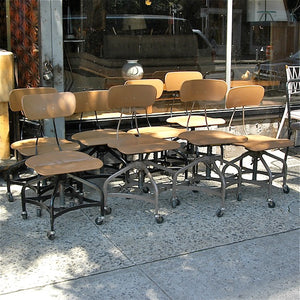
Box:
[247,0,296,59]
[199,6,242,58]
[0,0,299,90]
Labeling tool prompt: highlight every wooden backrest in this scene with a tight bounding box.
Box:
[165,71,203,92]
[107,84,156,110]
[22,92,76,120]
[125,79,164,98]
[9,87,57,112]
[180,79,227,103]
[226,85,265,108]
[73,90,109,113]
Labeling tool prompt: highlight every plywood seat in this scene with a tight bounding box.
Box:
[179,130,247,146]
[26,150,103,177]
[167,115,226,128]
[127,126,186,139]
[72,128,127,146]
[108,134,180,155]
[235,135,293,151]
[11,137,79,156]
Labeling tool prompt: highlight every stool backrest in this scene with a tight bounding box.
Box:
[180,79,227,103]
[226,85,264,108]
[165,71,203,92]
[73,90,109,114]
[22,92,76,120]
[9,87,57,112]
[107,84,156,110]
[125,79,164,99]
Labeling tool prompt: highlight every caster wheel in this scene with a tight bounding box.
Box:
[283,185,290,194]
[104,206,112,215]
[7,192,14,202]
[155,215,164,224]
[36,208,42,217]
[47,231,56,240]
[216,209,224,217]
[268,201,275,208]
[95,216,104,225]
[142,187,150,193]
[21,211,28,220]
[69,201,75,207]
[237,193,242,201]
[171,198,180,208]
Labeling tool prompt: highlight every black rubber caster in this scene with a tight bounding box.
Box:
[171,198,180,208]
[21,211,28,220]
[216,208,224,217]
[47,231,56,240]
[36,208,42,217]
[283,185,290,194]
[95,216,104,225]
[155,215,164,224]
[142,187,150,193]
[7,192,14,202]
[237,193,242,201]
[104,206,112,215]
[268,200,275,208]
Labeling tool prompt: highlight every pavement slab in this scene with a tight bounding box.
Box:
[0,149,299,299]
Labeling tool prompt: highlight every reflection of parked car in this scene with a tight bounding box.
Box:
[192,29,215,72]
[253,50,300,83]
[66,15,215,88]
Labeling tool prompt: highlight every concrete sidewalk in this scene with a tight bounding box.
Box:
[0,149,299,299]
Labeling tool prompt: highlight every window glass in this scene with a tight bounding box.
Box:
[62,0,299,114]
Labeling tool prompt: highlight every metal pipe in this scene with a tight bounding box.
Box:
[226,0,233,91]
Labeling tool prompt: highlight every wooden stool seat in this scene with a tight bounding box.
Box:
[179,130,247,146]
[108,134,180,155]
[72,129,127,146]
[235,135,293,151]
[127,126,186,139]
[11,137,79,156]
[167,115,226,128]
[26,150,103,177]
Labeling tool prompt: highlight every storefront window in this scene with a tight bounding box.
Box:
[0,0,299,114]
[62,0,299,115]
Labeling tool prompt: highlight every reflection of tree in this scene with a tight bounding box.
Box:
[181,0,202,26]
[86,0,106,55]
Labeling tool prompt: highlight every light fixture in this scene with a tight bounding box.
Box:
[145,0,152,6]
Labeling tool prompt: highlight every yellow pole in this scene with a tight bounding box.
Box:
[0,50,14,159]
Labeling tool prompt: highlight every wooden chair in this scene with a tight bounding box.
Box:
[103,84,181,223]
[224,85,293,208]
[164,71,203,116]
[20,92,109,239]
[170,79,247,216]
[125,79,186,139]
[71,90,128,170]
[6,87,80,202]
[166,78,226,129]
